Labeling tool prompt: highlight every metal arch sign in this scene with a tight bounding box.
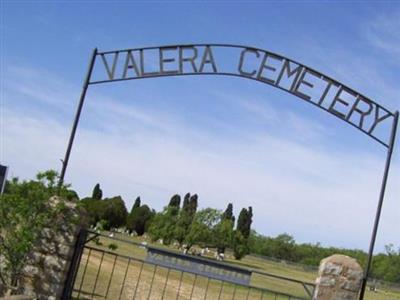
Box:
[59,44,398,300]
[92,44,396,147]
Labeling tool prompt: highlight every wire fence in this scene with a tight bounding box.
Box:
[247,254,319,273]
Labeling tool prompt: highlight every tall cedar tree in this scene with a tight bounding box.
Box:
[183,193,198,216]
[126,196,141,233]
[92,183,103,200]
[237,208,247,237]
[237,207,252,239]
[189,194,198,216]
[222,203,235,225]
[127,204,154,236]
[234,206,252,259]
[174,193,198,244]
[168,194,181,209]
[245,207,253,238]
[182,193,191,211]
[131,197,141,213]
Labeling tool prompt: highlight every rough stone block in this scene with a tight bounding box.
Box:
[345,268,363,281]
[314,254,363,300]
[44,255,69,273]
[13,197,86,300]
[56,243,74,260]
[23,265,40,277]
[0,296,33,300]
[332,290,358,300]
[322,262,343,276]
[339,277,361,292]
[319,277,336,286]
[38,280,63,298]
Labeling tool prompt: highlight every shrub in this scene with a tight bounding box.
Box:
[108,243,118,251]
[0,170,76,296]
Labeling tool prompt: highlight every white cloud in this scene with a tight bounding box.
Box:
[3,103,400,252]
[4,66,77,109]
[2,65,399,253]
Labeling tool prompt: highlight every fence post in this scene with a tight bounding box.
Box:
[61,228,88,300]
[313,254,363,300]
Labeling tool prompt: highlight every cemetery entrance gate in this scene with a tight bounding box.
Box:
[62,229,315,299]
[58,44,399,300]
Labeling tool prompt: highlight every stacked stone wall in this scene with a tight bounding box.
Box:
[313,254,363,300]
[18,197,85,300]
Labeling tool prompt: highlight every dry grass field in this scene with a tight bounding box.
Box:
[71,233,400,300]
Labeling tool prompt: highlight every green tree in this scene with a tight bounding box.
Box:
[222,203,235,225]
[233,231,248,259]
[96,219,109,231]
[92,183,103,200]
[125,196,142,233]
[126,204,154,236]
[188,194,198,216]
[101,196,128,229]
[81,184,106,226]
[233,206,253,259]
[371,245,400,282]
[185,208,221,250]
[213,218,234,254]
[246,207,253,238]
[184,220,210,249]
[131,197,141,212]
[148,205,180,244]
[237,207,252,239]
[174,193,199,245]
[80,197,105,226]
[182,193,190,210]
[268,234,296,260]
[196,208,221,228]
[0,170,76,295]
[237,208,247,237]
[168,194,181,208]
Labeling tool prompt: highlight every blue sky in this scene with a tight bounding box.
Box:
[1,1,399,253]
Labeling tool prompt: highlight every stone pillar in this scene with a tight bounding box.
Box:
[313,254,363,300]
[20,196,86,300]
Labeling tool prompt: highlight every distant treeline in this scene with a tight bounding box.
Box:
[248,233,400,283]
[81,183,400,283]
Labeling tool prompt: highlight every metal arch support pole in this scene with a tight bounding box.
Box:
[359,111,399,300]
[58,48,98,187]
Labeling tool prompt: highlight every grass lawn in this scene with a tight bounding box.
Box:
[71,232,400,300]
